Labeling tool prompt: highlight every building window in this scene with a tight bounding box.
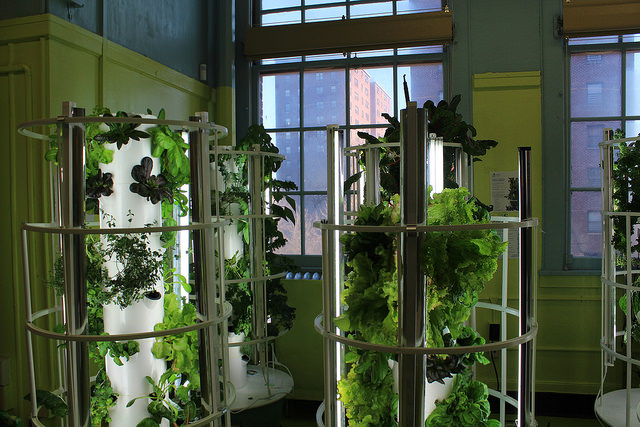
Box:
[586,82,603,105]
[567,34,640,264]
[254,2,445,268]
[587,211,602,234]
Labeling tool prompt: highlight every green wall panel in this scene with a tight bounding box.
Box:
[276,280,324,402]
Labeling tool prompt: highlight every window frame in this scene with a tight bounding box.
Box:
[252,50,448,271]
[564,35,640,271]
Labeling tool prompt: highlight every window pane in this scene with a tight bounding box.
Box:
[262,10,302,25]
[397,0,443,13]
[568,35,618,46]
[398,46,443,55]
[273,132,300,188]
[623,34,640,43]
[397,63,444,110]
[262,73,300,128]
[261,0,300,10]
[303,131,327,191]
[303,70,346,126]
[304,195,327,255]
[305,53,345,62]
[261,56,303,65]
[626,50,640,116]
[275,194,301,255]
[571,191,602,258]
[570,52,621,118]
[352,127,389,146]
[570,121,619,187]
[351,2,392,18]
[352,67,394,124]
[306,6,346,22]
[353,49,395,58]
[627,120,640,138]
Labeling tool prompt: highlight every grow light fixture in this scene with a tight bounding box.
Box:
[427,133,444,194]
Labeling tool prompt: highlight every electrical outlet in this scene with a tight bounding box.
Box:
[489,323,500,342]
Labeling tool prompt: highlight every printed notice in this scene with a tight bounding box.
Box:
[491,171,519,213]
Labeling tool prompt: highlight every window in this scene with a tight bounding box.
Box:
[567,34,640,265]
[254,1,446,269]
[587,211,601,234]
[586,82,603,105]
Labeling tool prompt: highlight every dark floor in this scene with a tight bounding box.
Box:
[278,393,603,427]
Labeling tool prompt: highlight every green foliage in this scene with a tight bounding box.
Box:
[423,95,498,160]
[337,349,398,427]
[349,96,499,199]
[24,389,68,418]
[425,371,500,427]
[336,188,504,424]
[90,368,117,426]
[423,188,506,382]
[611,133,640,254]
[216,124,297,336]
[102,225,164,308]
[93,111,150,149]
[610,131,640,343]
[152,292,200,389]
[336,203,398,426]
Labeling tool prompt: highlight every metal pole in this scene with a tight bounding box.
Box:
[518,146,533,427]
[398,102,427,426]
[248,144,267,371]
[364,144,380,206]
[325,125,344,425]
[59,102,89,426]
[601,129,615,367]
[190,113,223,426]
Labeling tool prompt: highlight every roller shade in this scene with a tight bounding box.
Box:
[244,10,453,60]
[562,0,640,38]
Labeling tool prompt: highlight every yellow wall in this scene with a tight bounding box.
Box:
[0,14,217,421]
[471,71,602,394]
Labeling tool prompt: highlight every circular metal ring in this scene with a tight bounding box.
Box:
[314,314,537,355]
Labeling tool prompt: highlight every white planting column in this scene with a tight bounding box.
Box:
[99,116,166,425]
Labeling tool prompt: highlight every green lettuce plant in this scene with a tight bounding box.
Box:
[425,370,500,427]
[335,188,505,425]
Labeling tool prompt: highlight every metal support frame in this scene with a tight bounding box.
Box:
[398,102,427,426]
[248,144,268,372]
[60,102,90,427]
[518,146,534,427]
[324,125,345,425]
[189,112,227,426]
